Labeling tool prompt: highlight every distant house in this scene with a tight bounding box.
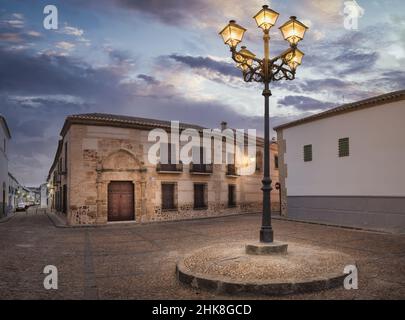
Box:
[0,115,11,218]
[274,90,405,233]
[26,187,41,205]
[20,187,31,205]
[47,113,280,226]
[40,183,48,208]
[8,173,20,212]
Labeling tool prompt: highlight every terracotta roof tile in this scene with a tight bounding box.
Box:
[65,113,205,132]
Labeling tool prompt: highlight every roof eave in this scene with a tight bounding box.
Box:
[274,89,405,131]
[59,114,272,146]
[0,116,11,138]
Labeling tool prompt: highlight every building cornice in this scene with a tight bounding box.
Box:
[59,113,274,147]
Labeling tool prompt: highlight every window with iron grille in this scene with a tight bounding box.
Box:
[194,183,207,209]
[228,184,236,207]
[192,146,206,164]
[158,143,182,172]
[303,144,312,162]
[338,137,349,157]
[160,142,174,164]
[255,150,262,171]
[62,184,67,214]
[161,183,176,210]
[64,142,68,172]
[191,146,212,173]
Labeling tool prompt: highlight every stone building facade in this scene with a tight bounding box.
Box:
[47,113,279,226]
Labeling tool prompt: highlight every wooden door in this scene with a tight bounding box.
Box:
[108,181,134,221]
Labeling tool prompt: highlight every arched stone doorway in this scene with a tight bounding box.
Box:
[96,149,146,223]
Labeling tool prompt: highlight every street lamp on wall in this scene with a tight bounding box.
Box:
[219,5,308,243]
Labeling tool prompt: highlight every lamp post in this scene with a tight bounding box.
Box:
[275,182,281,214]
[220,5,308,243]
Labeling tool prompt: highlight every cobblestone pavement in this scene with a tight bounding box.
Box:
[0,209,404,299]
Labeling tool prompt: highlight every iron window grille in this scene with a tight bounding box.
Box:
[303,144,312,162]
[338,137,350,157]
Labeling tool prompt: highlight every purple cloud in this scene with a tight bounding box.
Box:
[278,95,333,111]
[167,54,240,78]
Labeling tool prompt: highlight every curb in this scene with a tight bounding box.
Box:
[0,213,15,224]
[45,210,396,234]
[176,259,348,296]
[45,211,261,229]
[46,211,69,228]
[272,215,394,234]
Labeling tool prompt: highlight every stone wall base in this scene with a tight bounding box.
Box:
[65,201,280,226]
[287,196,405,233]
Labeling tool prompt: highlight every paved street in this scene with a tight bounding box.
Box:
[0,209,404,299]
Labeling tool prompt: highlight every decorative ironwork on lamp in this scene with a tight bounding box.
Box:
[219,5,308,243]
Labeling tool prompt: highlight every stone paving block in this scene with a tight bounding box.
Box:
[0,212,404,299]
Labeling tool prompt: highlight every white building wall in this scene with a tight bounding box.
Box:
[8,175,18,210]
[0,120,9,216]
[283,100,405,197]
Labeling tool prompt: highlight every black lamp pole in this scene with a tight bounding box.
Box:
[260,29,274,243]
[220,6,307,244]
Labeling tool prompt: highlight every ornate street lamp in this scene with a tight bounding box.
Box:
[219,5,308,243]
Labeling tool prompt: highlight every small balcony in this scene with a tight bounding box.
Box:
[226,164,239,177]
[189,163,213,175]
[156,162,183,173]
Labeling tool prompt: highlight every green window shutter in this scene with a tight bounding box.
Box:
[303,144,312,162]
[338,138,350,157]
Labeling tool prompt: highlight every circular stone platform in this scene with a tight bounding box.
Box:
[176,241,355,296]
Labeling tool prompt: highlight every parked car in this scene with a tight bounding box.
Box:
[16,202,26,212]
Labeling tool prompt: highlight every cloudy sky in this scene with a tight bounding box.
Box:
[0,0,405,186]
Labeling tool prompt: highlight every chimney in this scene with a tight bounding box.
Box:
[221,121,227,131]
